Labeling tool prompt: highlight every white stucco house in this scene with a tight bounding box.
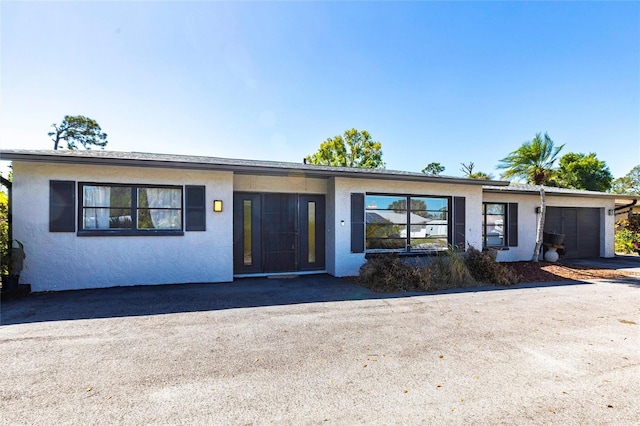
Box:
[0,149,635,292]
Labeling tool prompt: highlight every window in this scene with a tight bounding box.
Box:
[483,203,506,248]
[307,201,316,263]
[79,183,183,235]
[243,200,252,265]
[482,202,518,248]
[365,194,450,252]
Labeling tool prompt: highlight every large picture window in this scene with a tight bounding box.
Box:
[80,183,183,235]
[365,194,450,252]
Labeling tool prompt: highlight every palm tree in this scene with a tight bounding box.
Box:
[498,133,564,262]
[497,133,564,185]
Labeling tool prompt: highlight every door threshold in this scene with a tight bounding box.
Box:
[234,270,327,279]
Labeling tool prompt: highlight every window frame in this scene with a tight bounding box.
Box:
[78,182,184,236]
[482,202,507,248]
[364,193,452,253]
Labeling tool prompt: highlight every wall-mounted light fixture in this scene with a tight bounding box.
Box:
[340,220,345,227]
[607,209,615,216]
[535,207,542,214]
[213,200,223,213]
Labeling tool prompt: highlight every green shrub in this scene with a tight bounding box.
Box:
[614,227,640,254]
[0,193,8,276]
[464,247,520,286]
[623,215,640,233]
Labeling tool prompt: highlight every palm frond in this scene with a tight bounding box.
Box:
[497,132,564,185]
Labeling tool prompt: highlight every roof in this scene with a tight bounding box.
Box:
[482,183,638,201]
[366,211,439,224]
[0,149,508,186]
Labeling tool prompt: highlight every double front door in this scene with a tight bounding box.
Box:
[233,193,325,274]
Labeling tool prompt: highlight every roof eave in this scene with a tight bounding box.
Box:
[482,186,638,201]
[0,150,509,187]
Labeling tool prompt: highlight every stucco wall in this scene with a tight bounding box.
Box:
[330,177,484,277]
[482,192,616,261]
[12,162,234,291]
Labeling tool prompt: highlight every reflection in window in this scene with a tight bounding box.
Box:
[483,203,506,247]
[243,200,252,265]
[365,195,449,252]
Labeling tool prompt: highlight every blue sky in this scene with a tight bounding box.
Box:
[1,1,638,179]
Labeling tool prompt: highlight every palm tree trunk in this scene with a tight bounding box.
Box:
[531,187,546,262]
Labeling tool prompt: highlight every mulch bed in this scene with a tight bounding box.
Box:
[505,261,639,282]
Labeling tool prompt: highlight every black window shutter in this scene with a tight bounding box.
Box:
[508,202,518,247]
[185,186,206,231]
[351,193,365,253]
[50,180,76,232]
[453,197,466,250]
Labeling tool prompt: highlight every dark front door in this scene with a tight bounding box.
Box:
[263,193,297,273]
[233,192,325,274]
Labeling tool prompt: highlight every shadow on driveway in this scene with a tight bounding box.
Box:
[2,274,631,326]
[566,255,640,272]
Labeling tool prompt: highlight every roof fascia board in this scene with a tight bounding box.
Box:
[0,151,508,187]
[482,187,636,200]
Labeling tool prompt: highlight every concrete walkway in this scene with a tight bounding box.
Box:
[1,276,639,424]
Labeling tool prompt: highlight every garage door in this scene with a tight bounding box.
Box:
[545,207,600,258]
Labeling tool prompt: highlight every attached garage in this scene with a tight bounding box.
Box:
[544,207,600,259]
[483,184,628,262]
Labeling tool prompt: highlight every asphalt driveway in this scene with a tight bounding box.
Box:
[1,276,639,424]
[567,254,640,273]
